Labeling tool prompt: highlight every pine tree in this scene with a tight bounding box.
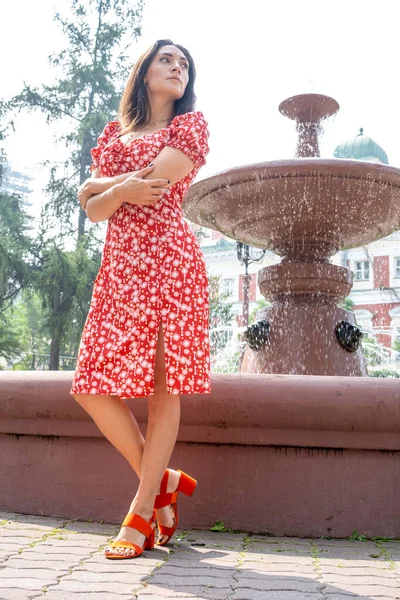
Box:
[11,0,144,239]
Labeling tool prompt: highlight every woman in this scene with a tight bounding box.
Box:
[71,39,211,560]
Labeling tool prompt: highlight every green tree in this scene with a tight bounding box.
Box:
[339,297,355,311]
[11,0,144,240]
[5,0,144,369]
[31,241,100,370]
[0,102,33,316]
[0,190,33,314]
[1,291,50,370]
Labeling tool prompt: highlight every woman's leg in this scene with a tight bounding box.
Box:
[74,388,180,554]
[113,324,182,555]
[73,393,145,475]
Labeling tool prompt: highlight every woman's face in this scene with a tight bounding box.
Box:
[145,45,189,101]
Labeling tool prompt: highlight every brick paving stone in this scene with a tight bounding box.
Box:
[321,574,398,585]
[0,513,20,521]
[38,539,103,549]
[239,562,316,575]
[21,545,93,557]
[42,593,134,600]
[60,570,150,584]
[0,590,39,600]
[325,596,372,599]
[150,573,234,587]
[3,558,71,571]
[137,585,233,599]
[169,546,239,564]
[0,566,67,580]
[246,547,311,558]
[0,523,59,533]
[63,521,119,535]
[155,565,236,576]
[249,536,315,544]
[247,539,311,548]
[0,529,47,539]
[0,538,44,551]
[315,550,384,561]
[320,566,397,576]
[243,553,314,565]
[83,556,161,568]
[49,579,143,594]
[324,583,400,597]
[232,577,321,592]
[186,533,244,550]
[319,558,389,567]
[230,591,321,600]
[74,561,160,573]
[58,532,111,543]
[12,514,68,525]
[0,577,44,590]
[316,543,378,555]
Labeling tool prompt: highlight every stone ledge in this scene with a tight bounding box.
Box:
[1,371,400,450]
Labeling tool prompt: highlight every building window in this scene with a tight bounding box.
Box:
[222,277,235,297]
[354,261,370,281]
[395,257,400,278]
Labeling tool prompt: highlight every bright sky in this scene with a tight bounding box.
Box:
[2,0,400,211]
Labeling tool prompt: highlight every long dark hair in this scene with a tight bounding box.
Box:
[118,39,197,133]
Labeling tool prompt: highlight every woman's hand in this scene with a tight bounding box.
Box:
[78,178,99,210]
[78,177,111,210]
[114,165,171,206]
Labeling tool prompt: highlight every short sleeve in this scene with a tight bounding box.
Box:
[167,111,210,170]
[90,121,120,172]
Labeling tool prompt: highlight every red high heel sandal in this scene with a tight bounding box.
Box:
[104,512,155,560]
[154,469,197,546]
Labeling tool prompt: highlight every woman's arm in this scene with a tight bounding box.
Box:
[85,147,195,224]
[78,169,134,210]
[85,165,171,223]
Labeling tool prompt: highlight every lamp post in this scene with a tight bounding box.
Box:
[236,243,266,326]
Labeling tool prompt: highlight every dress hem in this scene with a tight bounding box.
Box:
[70,388,212,400]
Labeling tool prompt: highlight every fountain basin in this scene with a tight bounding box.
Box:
[1,371,399,538]
[184,159,400,261]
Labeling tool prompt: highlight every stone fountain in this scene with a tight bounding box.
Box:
[184,94,400,376]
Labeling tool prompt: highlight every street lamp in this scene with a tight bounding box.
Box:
[236,242,266,326]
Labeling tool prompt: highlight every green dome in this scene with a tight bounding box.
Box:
[334,128,388,164]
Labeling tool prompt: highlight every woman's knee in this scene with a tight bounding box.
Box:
[73,393,85,405]
[148,386,180,409]
[73,393,96,407]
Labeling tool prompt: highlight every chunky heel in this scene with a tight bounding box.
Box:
[154,468,197,546]
[145,526,155,550]
[176,470,197,497]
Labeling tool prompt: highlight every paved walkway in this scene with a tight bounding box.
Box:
[0,511,399,600]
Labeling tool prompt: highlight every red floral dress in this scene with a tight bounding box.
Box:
[70,111,211,399]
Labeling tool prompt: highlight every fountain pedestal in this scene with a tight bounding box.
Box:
[242,261,366,375]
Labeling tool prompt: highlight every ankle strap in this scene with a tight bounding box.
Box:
[154,490,178,509]
[159,469,170,496]
[122,513,154,537]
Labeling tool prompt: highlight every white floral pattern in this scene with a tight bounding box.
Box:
[70,112,211,399]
